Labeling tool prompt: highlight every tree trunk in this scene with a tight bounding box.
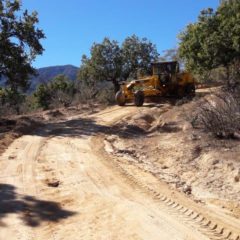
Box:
[226,66,230,86]
[113,80,120,94]
[15,105,20,115]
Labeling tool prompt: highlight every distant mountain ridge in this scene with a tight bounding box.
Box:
[0,65,79,92]
[29,65,79,92]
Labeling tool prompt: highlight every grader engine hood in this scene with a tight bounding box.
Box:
[126,81,135,90]
[126,78,152,90]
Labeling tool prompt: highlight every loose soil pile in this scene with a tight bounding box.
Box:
[0,104,103,155]
[105,96,240,218]
[0,117,42,155]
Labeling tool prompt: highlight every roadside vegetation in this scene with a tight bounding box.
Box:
[0,0,239,139]
[178,0,240,138]
[179,0,240,88]
[0,0,44,114]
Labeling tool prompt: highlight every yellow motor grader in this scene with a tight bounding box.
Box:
[115,61,195,106]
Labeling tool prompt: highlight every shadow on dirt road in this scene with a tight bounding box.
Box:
[0,184,76,227]
[34,117,147,139]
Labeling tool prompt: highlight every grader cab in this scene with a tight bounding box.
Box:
[115,61,195,106]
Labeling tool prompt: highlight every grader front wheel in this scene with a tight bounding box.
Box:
[115,91,126,106]
[185,84,195,97]
[134,90,144,107]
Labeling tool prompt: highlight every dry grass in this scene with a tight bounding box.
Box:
[197,92,240,138]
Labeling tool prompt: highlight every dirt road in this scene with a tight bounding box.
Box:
[0,106,239,240]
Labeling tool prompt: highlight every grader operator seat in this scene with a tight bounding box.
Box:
[152,61,179,85]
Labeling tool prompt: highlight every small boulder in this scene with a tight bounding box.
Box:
[234,169,240,182]
[189,134,201,141]
[183,185,192,195]
[161,165,169,170]
[182,122,193,131]
[47,180,60,188]
[233,132,240,140]
[212,159,220,165]
[234,175,240,182]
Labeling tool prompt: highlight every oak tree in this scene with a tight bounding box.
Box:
[0,0,45,92]
[179,0,240,84]
[77,35,159,93]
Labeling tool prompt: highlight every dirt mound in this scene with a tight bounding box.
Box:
[0,104,101,156]
[15,117,41,134]
[117,106,172,132]
[0,116,42,155]
[105,95,240,218]
[43,109,64,121]
[130,112,156,131]
[132,112,155,123]
[0,119,17,127]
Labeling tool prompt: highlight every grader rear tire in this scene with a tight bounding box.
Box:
[134,90,144,107]
[115,91,126,106]
[177,87,185,99]
[185,84,195,97]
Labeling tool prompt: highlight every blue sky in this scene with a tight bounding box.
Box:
[22,0,220,68]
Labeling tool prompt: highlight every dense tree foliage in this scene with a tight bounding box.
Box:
[0,0,45,92]
[34,75,74,109]
[78,38,123,93]
[77,35,159,93]
[159,48,179,62]
[179,0,240,84]
[33,84,50,110]
[0,86,25,114]
[121,35,159,80]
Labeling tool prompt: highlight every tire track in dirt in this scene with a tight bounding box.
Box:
[55,137,209,240]
[0,134,49,240]
[95,135,240,240]
[1,105,239,240]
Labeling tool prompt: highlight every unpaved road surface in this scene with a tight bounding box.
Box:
[0,106,239,240]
